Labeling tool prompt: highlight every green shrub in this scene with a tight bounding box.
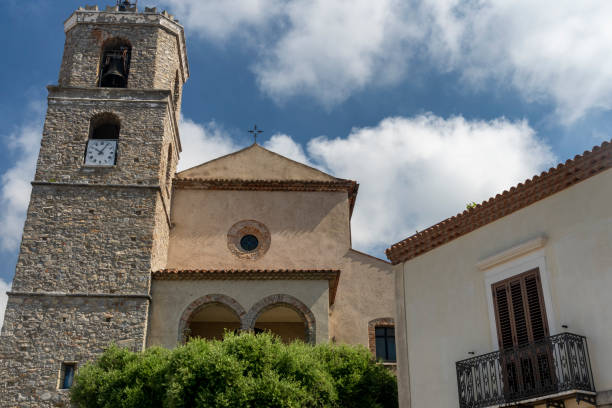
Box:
[71,332,397,408]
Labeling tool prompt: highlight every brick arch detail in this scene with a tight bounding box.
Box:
[178,294,247,343]
[245,294,316,344]
[368,317,395,356]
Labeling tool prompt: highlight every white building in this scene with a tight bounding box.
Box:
[387,141,612,408]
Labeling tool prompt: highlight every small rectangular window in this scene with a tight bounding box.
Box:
[375,326,396,362]
[60,362,76,389]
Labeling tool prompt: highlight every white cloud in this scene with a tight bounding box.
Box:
[263,133,312,165]
[0,279,10,331]
[426,0,612,123]
[253,0,420,106]
[154,0,286,41]
[177,117,240,171]
[307,114,555,251]
[161,0,612,121]
[0,119,43,251]
[158,0,419,106]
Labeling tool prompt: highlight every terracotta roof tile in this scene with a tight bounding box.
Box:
[386,140,612,264]
[152,269,341,305]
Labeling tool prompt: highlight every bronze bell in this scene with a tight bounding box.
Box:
[100,55,127,88]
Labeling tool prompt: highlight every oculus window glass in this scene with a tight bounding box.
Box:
[227,220,270,260]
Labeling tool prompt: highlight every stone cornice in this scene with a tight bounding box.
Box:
[8,291,151,300]
[47,86,171,101]
[153,268,339,280]
[31,181,161,189]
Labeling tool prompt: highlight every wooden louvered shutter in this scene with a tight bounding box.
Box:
[493,284,514,350]
[492,268,549,350]
[524,273,547,342]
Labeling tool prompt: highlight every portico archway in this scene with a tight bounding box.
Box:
[178,294,246,343]
[246,294,316,344]
[254,305,307,343]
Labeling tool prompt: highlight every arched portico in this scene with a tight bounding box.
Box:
[245,294,316,344]
[178,294,247,343]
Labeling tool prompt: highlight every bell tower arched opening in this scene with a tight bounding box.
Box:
[99,38,131,88]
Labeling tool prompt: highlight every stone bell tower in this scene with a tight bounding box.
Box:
[0,3,188,406]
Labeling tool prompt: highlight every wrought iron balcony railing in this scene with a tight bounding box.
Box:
[456,333,595,408]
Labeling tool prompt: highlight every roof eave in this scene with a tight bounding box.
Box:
[386,139,612,264]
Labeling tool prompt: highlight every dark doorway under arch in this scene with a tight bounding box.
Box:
[254,305,307,343]
[187,303,241,341]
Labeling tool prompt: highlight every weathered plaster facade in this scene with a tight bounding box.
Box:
[147,144,395,350]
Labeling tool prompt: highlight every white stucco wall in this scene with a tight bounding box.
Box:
[396,168,612,407]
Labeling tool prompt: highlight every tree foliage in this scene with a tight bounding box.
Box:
[71,332,397,408]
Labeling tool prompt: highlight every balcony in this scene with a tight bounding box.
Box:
[456,333,595,408]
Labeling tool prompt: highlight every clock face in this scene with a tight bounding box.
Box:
[85,140,117,166]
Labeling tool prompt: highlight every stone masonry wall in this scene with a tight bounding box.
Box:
[11,184,160,294]
[0,295,149,407]
[0,7,186,407]
[155,28,183,111]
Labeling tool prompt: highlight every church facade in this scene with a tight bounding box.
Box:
[0,5,395,407]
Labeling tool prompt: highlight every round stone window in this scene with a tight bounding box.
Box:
[227,220,270,260]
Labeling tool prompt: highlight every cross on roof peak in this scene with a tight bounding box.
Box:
[248,124,263,144]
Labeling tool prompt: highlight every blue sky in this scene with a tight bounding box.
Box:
[1,1,611,319]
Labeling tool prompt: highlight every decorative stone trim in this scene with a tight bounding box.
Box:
[245,294,316,344]
[174,177,357,191]
[178,294,247,343]
[152,269,338,280]
[477,236,547,271]
[387,139,612,264]
[31,181,161,189]
[368,317,395,356]
[7,291,151,300]
[227,220,271,260]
